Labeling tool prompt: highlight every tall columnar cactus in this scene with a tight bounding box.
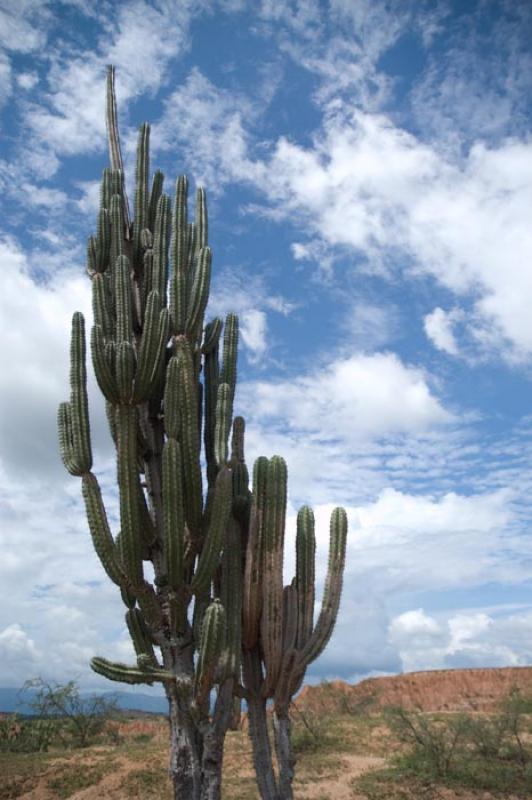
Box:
[58,66,348,800]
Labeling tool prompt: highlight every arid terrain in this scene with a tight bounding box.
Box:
[2,667,532,800]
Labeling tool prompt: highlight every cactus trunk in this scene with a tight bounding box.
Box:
[273,709,295,800]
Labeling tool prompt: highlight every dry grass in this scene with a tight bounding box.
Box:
[2,700,530,800]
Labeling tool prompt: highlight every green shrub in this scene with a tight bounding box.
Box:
[0,714,57,754]
[382,688,532,796]
[386,706,470,778]
[290,705,331,755]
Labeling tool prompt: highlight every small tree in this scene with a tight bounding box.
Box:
[58,66,348,799]
[22,678,118,748]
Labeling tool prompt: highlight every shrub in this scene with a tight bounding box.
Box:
[21,677,118,749]
[0,713,57,753]
[382,688,532,795]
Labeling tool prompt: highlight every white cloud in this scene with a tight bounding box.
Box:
[424,307,461,355]
[0,624,38,665]
[240,309,267,361]
[0,52,12,108]
[260,109,532,360]
[343,302,396,351]
[16,71,39,90]
[153,68,262,187]
[390,608,442,637]
[350,486,522,594]
[0,3,51,53]
[388,608,532,673]
[411,2,532,147]
[241,351,450,442]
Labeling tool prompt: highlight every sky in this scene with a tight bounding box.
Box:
[1,0,532,693]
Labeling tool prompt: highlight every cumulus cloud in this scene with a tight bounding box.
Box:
[389,608,532,673]
[260,110,532,360]
[153,68,262,187]
[240,309,268,361]
[240,350,450,442]
[424,307,461,355]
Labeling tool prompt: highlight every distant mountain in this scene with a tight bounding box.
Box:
[0,687,168,715]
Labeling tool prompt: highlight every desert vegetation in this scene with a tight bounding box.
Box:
[2,676,531,800]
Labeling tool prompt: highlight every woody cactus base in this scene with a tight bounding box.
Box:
[58,66,348,800]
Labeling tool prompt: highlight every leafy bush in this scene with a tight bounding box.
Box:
[383,687,532,795]
[289,704,331,754]
[0,713,57,753]
[20,677,119,749]
[386,706,470,778]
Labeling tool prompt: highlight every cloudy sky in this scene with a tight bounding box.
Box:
[1,0,532,693]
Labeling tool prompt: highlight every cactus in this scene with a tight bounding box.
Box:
[242,460,348,799]
[58,67,348,800]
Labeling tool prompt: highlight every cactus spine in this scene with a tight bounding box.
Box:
[58,67,348,800]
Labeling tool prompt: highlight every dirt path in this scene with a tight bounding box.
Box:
[296,753,386,800]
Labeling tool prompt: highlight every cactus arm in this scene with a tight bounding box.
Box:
[58,313,93,476]
[282,583,297,654]
[175,339,203,538]
[148,170,164,232]
[195,187,208,252]
[70,312,93,473]
[149,307,170,389]
[126,608,159,668]
[242,456,268,650]
[105,65,131,232]
[134,289,162,401]
[194,599,225,708]
[273,586,298,710]
[295,505,315,650]
[92,273,114,339]
[133,123,150,269]
[203,318,222,486]
[170,176,188,335]
[219,516,242,681]
[91,325,119,403]
[214,383,232,467]
[152,193,171,304]
[109,194,125,270]
[91,656,174,685]
[185,246,211,336]
[115,255,133,344]
[81,472,125,586]
[260,456,287,698]
[191,467,232,595]
[163,356,180,438]
[116,405,143,587]
[202,317,222,354]
[141,249,154,310]
[116,341,136,404]
[297,507,348,670]
[219,313,238,404]
[162,439,185,594]
[95,208,111,273]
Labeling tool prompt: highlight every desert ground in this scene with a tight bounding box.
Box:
[2,667,532,800]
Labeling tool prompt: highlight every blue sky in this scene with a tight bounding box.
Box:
[1,0,532,690]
